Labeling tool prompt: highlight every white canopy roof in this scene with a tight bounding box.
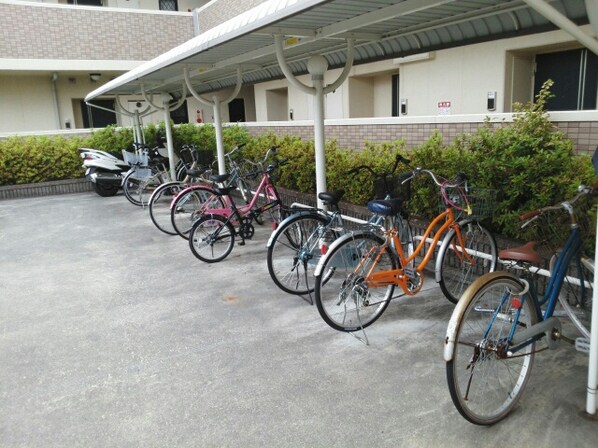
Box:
[85,0,593,102]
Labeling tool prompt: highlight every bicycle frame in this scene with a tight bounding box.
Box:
[362,207,475,295]
[498,227,584,354]
[204,168,280,220]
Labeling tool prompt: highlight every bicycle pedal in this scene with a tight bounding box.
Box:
[238,241,246,246]
[575,337,590,354]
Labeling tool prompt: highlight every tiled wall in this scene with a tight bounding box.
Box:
[196,0,266,32]
[243,121,598,155]
[0,3,194,61]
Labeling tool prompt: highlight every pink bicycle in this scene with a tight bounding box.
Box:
[188,146,288,263]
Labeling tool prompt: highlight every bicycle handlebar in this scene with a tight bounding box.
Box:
[347,153,410,177]
[520,184,594,228]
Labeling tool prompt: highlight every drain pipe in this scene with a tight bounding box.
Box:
[50,72,61,129]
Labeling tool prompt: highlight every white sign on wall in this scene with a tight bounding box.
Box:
[438,101,451,115]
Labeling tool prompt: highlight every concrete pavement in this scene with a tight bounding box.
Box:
[0,192,596,447]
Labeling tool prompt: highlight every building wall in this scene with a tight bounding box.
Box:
[196,0,266,32]
[0,1,194,61]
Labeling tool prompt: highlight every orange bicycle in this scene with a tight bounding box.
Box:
[313,167,498,332]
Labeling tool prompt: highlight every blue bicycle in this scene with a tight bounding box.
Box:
[444,184,595,425]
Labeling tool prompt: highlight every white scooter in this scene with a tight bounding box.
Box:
[79,148,130,197]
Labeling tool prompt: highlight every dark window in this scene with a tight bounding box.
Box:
[170,100,189,124]
[68,0,103,6]
[534,48,598,111]
[228,98,246,122]
[81,100,117,128]
[159,0,178,11]
[391,74,400,117]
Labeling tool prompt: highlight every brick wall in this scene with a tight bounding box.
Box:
[243,121,598,155]
[197,0,267,32]
[0,3,194,61]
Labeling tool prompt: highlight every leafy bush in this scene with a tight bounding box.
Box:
[0,135,85,185]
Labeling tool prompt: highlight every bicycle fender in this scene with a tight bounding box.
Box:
[443,271,522,362]
[265,209,326,248]
[313,230,377,278]
[434,219,496,283]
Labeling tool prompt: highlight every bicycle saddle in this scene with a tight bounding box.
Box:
[185,167,207,178]
[318,189,344,206]
[499,241,542,265]
[367,198,405,216]
[211,173,230,183]
[214,186,236,196]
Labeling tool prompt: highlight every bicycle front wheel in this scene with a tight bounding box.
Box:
[446,273,538,425]
[552,253,594,340]
[267,213,334,295]
[171,187,224,239]
[149,181,185,235]
[189,214,235,263]
[437,220,497,304]
[122,171,144,206]
[314,232,396,332]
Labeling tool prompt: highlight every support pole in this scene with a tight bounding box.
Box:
[274,35,354,209]
[212,98,226,174]
[184,67,244,175]
[162,94,177,180]
[587,213,598,415]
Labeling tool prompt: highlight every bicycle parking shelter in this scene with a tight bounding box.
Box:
[85,0,598,416]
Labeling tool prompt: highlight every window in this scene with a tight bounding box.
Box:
[67,0,103,6]
[534,48,598,110]
[391,74,400,117]
[81,100,116,128]
[159,0,178,11]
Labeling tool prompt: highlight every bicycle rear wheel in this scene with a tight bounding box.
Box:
[149,181,185,235]
[552,253,594,340]
[446,273,538,425]
[437,220,497,304]
[189,214,235,263]
[314,232,395,332]
[171,186,224,239]
[267,213,334,295]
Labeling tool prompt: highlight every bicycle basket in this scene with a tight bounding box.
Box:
[122,150,149,166]
[439,186,496,220]
[373,175,411,200]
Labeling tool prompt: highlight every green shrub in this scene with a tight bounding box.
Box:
[0,135,85,186]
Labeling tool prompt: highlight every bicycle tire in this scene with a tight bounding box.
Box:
[446,273,538,425]
[138,171,168,207]
[551,253,594,340]
[437,220,497,304]
[267,213,334,295]
[122,170,145,206]
[148,181,185,235]
[171,186,224,239]
[189,214,235,263]
[314,232,396,332]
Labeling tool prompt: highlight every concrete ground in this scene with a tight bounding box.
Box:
[0,192,596,447]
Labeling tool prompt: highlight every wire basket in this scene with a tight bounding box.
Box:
[122,150,149,167]
[439,185,497,220]
[373,175,411,200]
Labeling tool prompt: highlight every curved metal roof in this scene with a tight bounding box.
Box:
[86,0,591,101]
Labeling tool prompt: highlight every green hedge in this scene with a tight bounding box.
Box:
[0,81,595,240]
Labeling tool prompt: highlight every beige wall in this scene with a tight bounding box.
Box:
[0,76,58,132]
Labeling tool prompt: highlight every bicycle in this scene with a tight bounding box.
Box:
[266,154,409,299]
[169,144,253,239]
[188,146,287,263]
[148,145,212,235]
[313,168,498,333]
[444,184,596,425]
[121,143,173,207]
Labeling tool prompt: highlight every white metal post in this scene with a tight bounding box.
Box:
[161,94,177,180]
[311,67,327,209]
[587,213,598,415]
[212,98,226,175]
